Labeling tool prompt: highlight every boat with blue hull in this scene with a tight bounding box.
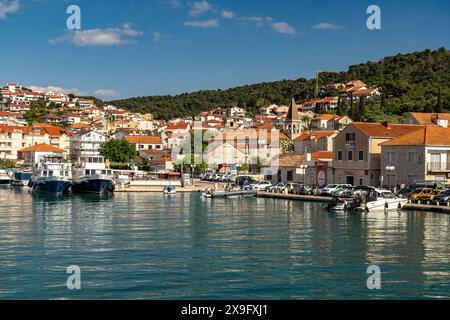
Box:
[72,156,115,194]
[30,155,72,194]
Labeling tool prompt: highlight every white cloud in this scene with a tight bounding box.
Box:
[49,23,143,47]
[236,16,272,27]
[312,22,342,30]
[152,31,162,42]
[94,89,120,97]
[271,22,296,34]
[188,1,212,17]
[0,0,20,20]
[184,19,218,28]
[221,10,235,19]
[28,85,86,96]
[166,0,182,8]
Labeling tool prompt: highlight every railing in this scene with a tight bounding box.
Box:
[427,162,450,172]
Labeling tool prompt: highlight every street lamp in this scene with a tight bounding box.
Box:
[386,165,395,191]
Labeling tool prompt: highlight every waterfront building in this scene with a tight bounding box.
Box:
[380,126,450,186]
[70,129,106,161]
[17,143,67,165]
[332,122,424,186]
[124,135,163,152]
[294,131,337,155]
[0,124,70,160]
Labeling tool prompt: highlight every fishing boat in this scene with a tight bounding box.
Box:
[71,156,115,194]
[30,155,72,194]
[163,185,176,195]
[11,171,33,187]
[0,169,13,185]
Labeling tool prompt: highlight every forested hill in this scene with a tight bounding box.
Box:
[110,48,450,121]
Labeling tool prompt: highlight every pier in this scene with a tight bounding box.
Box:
[256,192,450,214]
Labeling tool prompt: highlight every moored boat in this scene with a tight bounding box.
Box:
[11,171,33,187]
[30,155,72,194]
[201,188,257,198]
[0,169,13,185]
[163,185,176,195]
[71,156,115,194]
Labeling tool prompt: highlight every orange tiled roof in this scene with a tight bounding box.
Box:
[124,136,162,144]
[409,113,450,126]
[295,131,336,141]
[278,154,306,167]
[352,122,424,138]
[312,151,333,160]
[18,143,66,153]
[313,114,341,121]
[381,126,450,146]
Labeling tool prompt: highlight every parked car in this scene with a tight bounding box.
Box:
[321,184,352,196]
[202,173,212,181]
[285,183,301,194]
[252,181,273,191]
[411,188,444,201]
[431,190,450,205]
[331,185,355,197]
[267,183,286,192]
[236,176,256,187]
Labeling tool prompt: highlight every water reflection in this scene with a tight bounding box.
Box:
[0,189,448,299]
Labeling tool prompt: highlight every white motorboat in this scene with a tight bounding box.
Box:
[163,185,176,195]
[357,188,408,212]
[0,169,13,186]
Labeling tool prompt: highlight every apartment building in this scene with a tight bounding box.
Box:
[0,124,71,160]
[380,126,450,186]
[332,122,424,186]
[124,136,163,152]
[70,129,107,161]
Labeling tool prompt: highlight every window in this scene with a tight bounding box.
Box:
[338,151,343,161]
[387,152,396,162]
[346,133,356,142]
[287,170,294,181]
[408,152,417,163]
[358,150,364,161]
[348,150,353,161]
[346,176,354,185]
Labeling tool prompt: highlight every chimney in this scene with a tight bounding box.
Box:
[431,115,449,128]
[382,121,392,129]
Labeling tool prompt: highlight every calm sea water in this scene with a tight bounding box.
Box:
[0,187,449,300]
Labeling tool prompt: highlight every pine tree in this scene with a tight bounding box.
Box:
[349,94,356,120]
[380,92,386,112]
[336,97,343,116]
[436,88,443,113]
[357,97,366,121]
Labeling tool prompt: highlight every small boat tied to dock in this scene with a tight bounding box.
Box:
[326,187,408,212]
[163,185,176,195]
[201,186,257,199]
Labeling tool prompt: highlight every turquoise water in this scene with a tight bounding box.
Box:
[0,187,449,300]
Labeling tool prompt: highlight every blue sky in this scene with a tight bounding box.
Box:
[0,0,449,99]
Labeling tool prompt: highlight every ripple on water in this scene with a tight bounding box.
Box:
[0,190,449,299]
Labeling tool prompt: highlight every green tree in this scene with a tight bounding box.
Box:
[357,97,366,121]
[436,88,443,113]
[99,140,137,163]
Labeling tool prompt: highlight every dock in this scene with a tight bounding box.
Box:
[256,192,450,214]
[257,192,332,202]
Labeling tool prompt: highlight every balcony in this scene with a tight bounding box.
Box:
[427,162,450,172]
